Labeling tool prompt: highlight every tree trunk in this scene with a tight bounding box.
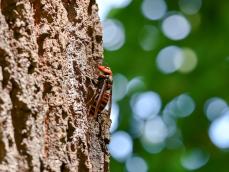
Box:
[0,0,111,171]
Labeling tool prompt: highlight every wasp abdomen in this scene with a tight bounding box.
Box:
[89,92,110,116]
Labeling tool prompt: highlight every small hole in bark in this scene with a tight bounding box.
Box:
[75,18,82,23]
[60,162,69,172]
[13,31,21,39]
[37,33,49,56]
[62,111,68,119]
[17,48,23,54]
[87,26,93,37]
[25,28,31,35]
[55,115,60,124]
[95,35,102,43]
[60,137,66,144]
[93,56,100,61]
[67,120,75,142]
[28,63,35,74]
[41,10,54,23]
[57,64,62,70]
[54,34,59,39]
[34,84,40,94]
[70,143,76,152]
[91,41,95,54]
[42,82,52,99]
[8,137,13,147]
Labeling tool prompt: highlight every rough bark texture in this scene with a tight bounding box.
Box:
[0,0,111,171]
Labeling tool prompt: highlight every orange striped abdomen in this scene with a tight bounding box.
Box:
[89,92,110,116]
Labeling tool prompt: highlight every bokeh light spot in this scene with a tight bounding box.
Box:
[162,113,177,137]
[97,0,132,20]
[143,116,168,144]
[127,77,145,94]
[162,14,191,40]
[163,93,195,118]
[125,156,148,172]
[110,0,132,8]
[142,140,165,154]
[179,0,202,15]
[130,117,145,138]
[181,149,209,170]
[139,25,159,51]
[109,131,133,161]
[103,19,125,51]
[176,94,196,117]
[204,97,228,121]
[141,0,167,20]
[110,103,120,133]
[209,111,229,149]
[178,48,198,73]
[112,74,128,101]
[131,91,161,119]
[156,46,183,74]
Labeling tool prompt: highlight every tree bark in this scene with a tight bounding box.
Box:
[0,0,110,171]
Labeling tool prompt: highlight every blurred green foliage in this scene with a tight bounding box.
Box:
[102,0,229,171]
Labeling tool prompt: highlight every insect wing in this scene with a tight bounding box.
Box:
[94,79,108,116]
[108,85,112,116]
